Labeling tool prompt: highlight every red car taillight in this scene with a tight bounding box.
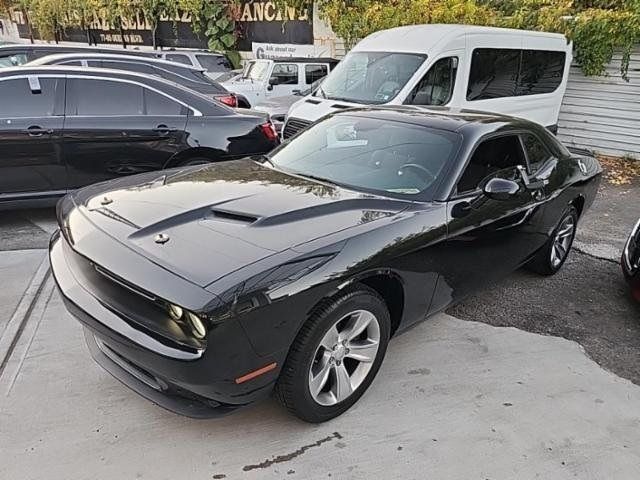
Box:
[216,94,237,108]
[260,122,279,142]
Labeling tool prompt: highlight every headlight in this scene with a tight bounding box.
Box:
[168,304,184,321]
[186,312,207,339]
[167,303,207,339]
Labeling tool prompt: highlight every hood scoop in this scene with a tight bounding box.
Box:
[305,99,321,105]
[209,209,258,225]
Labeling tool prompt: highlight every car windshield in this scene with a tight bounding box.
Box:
[242,60,270,81]
[316,52,426,104]
[269,115,459,198]
[196,54,232,72]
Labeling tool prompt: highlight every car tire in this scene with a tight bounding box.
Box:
[275,285,391,423]
[527,206,578,276]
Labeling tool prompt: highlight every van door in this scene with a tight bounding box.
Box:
[402,55,460,106]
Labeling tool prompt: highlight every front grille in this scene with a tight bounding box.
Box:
[64,243,204,350]
[282,117,312,139]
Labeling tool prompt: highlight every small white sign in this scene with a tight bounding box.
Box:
[252,42,321,59]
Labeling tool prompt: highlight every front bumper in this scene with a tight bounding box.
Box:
[50,231,279,418]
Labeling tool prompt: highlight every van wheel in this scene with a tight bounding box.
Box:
[275,285,390,423]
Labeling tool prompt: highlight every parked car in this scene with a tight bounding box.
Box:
[50,106,601,422]
[26,53,248,108]
[622,219,640,301]
[222,57,339,107]
[0,43,153,68]
[152,48,234,80]
[284,25,572,139]
[0,66,279,209]
[253,78,324,132]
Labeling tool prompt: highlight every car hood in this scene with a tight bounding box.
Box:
[71,160,409,287]
[254,95,299,112]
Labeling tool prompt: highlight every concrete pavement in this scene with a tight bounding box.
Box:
[1,290,640,479]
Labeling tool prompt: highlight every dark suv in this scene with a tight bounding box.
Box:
[0,66,279,208]
[27,53,247,108]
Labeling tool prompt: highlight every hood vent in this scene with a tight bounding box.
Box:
[305,99,321,105]
[210,209,257,224]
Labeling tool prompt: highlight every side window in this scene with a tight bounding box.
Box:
[271,64,299,85]
[60,60,83,66]
[166,54,192,66]
[67,79,144,116]
[144,89,186,116]
[467,49,520,101]
[196,54,232,71]
[0,77,60,118]
[522,133,553,172]
[305,64,328,84]
[0,53,28,67]
[517,50,566,96]
[407,57,457,106]
[457,135,526,194]
[101,61,155,75]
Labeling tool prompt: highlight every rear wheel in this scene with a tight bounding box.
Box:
[276,286,390,423]
[527,206,577,275]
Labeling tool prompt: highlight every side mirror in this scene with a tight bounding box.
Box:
[268,77,279,86]
[483,177,520,201]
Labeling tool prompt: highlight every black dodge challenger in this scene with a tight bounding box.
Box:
[50,107,601,422]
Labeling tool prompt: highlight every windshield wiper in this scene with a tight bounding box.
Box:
[297,173,341,186]
[315,85,328,99]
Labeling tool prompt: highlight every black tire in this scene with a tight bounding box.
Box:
[179,157,211,167]
[275,285,391,423]
[526,206,578,276]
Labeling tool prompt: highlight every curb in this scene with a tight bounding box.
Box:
[0,254,51,376]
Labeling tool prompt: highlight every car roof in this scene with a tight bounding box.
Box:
[27,52,205,71]
[354,24,569,54]
[332,105,533,135]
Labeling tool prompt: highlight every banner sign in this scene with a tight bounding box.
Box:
[252,42,317,59]
[10,2,313,51]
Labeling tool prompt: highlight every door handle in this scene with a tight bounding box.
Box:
[25,126,53,137]
[152,125,177,134]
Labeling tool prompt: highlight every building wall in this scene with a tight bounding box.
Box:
[558,48,640,158]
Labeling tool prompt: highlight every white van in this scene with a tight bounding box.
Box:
[284,25,572,138]
[222,57,339,107]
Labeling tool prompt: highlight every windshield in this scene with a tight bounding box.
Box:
[269,115,459,198]
[316,52,426,104]
[242,60,270,81]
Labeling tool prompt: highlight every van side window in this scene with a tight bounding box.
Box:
[517,50,566,95]
[406,57,457,106]
[271,64,299,85]
[305,64,328,84]
[457,135,526,194]
[521,133,553,172]
[467,49,566,101]
[467,49,519,101]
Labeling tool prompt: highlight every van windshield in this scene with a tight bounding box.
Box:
[315,52,426,104]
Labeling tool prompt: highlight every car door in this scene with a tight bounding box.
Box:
[0,75,66,199]
[62,76,188,188]
[428,133,549,310]
[266,63,300,98]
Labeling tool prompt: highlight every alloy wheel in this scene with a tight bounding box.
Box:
[308,309,381,406]
[551,215,575,268]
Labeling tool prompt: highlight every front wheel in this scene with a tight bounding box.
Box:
[276,286,390,423]
[527,206,578,275]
